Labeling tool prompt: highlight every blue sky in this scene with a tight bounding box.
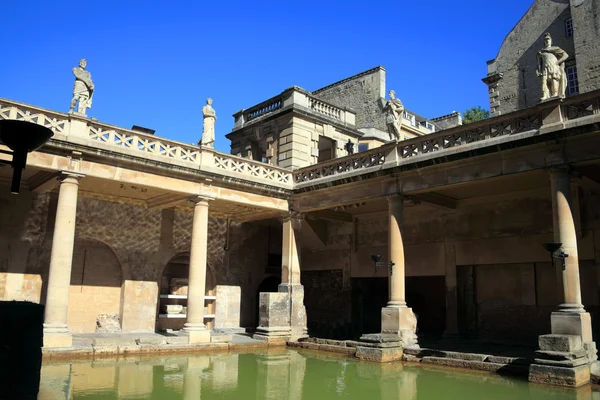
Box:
[1,0,532,154]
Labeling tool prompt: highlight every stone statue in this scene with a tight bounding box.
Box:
[384,90,404,141]
[69,58,94,115]
[537,33,569,101]
[200,98,216,148]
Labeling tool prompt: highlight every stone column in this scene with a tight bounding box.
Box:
[183,196,212,343]
[254,212,307,342]
[280,212,308,340]
[530,167,596,387]
[387,195,406,307]
[380,195,418,347]
[43,172,83,348]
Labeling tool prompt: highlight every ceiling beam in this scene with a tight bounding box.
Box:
[145,193,189,210]
[411,193,457,209]
[28,171,59,193]
[307,209,353,223]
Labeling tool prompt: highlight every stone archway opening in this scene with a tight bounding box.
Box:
[156,253,216,332]
[68,239,123,333]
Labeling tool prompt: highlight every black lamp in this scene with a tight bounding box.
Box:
[0,120,53,194]
[371,254,395,274]
[542,242,569,270]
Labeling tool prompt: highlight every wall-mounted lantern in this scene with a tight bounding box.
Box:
[0,120,53,194]
[371,254,395,274]
[542,242,569,270]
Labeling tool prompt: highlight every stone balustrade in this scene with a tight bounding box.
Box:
[293,91,600,187]
[0,98,294,190]
[233,87,356,130]
[1,90,599,192]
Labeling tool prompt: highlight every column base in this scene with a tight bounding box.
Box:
[43,332,72,348]
[43,324,72,348]
[551,311,593,344]
[253,326,292,345]
[183,329,211,344]
[529,364,591,388]
[381,306,419,348]
[356,333,405,362]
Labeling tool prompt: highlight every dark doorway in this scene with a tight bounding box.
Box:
[255,276,280,328]
[351,278,388,339]
[406,276,446,339]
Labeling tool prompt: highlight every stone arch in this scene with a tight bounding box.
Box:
[156,252,217,331]
[67,238,123,333]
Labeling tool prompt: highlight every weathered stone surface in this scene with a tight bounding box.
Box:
[319,344,356,356]
[95,313,121,333]
[215,285,241,330]
[590,361,600,384]
[486,356,531,366]
[539,334,583,352]
[533,357,589,368]
[355,346,403,363]
[529,364,591,387]
[210,335,232,343]
[422,357,528,375]
[442,351,487,362]
[535,349,587,361]
[359,333,401,343]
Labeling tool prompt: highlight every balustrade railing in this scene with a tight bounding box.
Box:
[245,96,282,122]
[1,90,598,190]
[0,98,293,189]
[309,97,342,121]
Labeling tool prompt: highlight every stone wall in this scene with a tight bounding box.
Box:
[0,185,269,333]
[485,0,575,116]
[571,0,600,93]
[301,185,600,342]
[312,66,387,131]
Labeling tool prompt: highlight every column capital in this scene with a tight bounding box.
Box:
[387,194,406,204]
[58,171,85,184]
[281,211,305,223]
[547,165,571,178]
[188,195,215,206]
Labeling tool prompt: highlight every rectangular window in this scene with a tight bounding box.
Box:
[358,143,369,152]
[565,18,573,38]
[566,65,579,95]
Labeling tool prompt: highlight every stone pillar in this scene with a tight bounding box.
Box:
[183,196,212,343]
[380,195,418,347]
[530,167,596,387]
[279,212,308,340]
[254,212,307,342]
[43,172,83,348]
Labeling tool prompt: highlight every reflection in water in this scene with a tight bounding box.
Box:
[39,349,598,399]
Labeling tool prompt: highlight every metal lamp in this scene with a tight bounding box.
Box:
[0,120,53,194]
[542,242,569,270]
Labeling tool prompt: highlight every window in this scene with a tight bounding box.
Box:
[566,65,579,95]
[358,143,369,152]
[565,18,573,37]
[403,111,416,127]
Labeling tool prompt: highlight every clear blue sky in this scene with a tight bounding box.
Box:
[1,0,532,154]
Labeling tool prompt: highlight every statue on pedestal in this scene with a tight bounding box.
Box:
[200,98,216,148]
[69,59,94,115]
[384,90,404,141]
[537,33,569,101]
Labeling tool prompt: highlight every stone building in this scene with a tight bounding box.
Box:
[483,0,600,116]
[1,42,600,386]
[227,67,461,169]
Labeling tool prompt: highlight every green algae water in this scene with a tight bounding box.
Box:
[40,350,598,399]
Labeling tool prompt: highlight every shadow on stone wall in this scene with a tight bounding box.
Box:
[0,301,43,399]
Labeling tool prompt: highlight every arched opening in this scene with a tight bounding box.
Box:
[156,253,216,332]
[254,276,281,328]
[68,239,123,333]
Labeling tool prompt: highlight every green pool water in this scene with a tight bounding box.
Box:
[39,349,598,399]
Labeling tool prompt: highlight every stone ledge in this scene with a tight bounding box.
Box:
[529,363,591,387]
[355,346,403,363]
[420,357,528,376]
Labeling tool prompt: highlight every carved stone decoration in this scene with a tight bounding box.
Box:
[384,90,404,141]
[537,33,569,102]
[200,98,217,148]
[69,59,94,115]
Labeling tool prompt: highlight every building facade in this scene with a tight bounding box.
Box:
[484,0,600,116]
